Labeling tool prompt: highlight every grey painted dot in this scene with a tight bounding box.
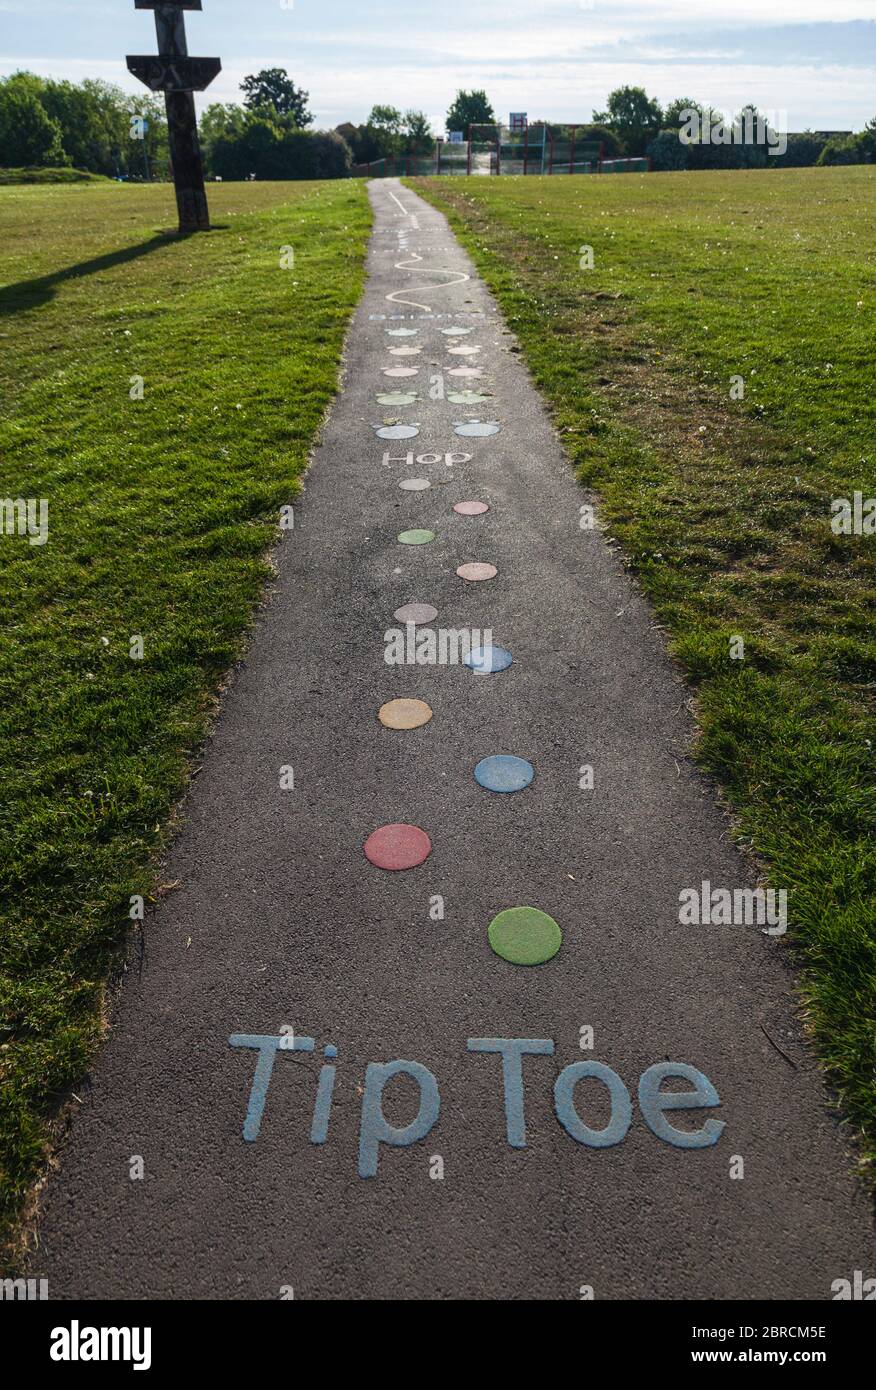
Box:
[377,392,417,406]
[387,328,418,336]
[398,478,430,491]
[447,391,489,404]
[376,424,420,439]
[454,420,500,437]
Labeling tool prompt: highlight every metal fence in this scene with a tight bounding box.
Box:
[352,127,651,178]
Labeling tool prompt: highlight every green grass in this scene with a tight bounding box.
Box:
[0,167,111,184]
[412,167,876,1176]
[0,177,371,1261]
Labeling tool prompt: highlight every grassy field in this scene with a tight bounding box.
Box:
[0,177,371,1259]
[413,167,876,1176]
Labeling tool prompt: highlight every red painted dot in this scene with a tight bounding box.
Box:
[364,823,432,871]
[454,500,490,516]
[456,561,497,582]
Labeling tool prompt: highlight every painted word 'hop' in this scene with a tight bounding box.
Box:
[229,1035,724,1177]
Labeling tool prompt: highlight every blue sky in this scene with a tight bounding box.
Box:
[2,1,875,133]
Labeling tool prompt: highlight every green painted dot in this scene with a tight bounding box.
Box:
[447,391,489,405]
[488,907,562,966]
[398,529,435,545]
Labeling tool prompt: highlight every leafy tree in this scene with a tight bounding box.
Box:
[125,90,169,178]
[402,110,434,155]
[591,86,662,155]
[0,81,67,167]
[200,103,248,174]
[550,122,623,158]
[37,79,121,173]
[369,104,403,130]
[772,131,830,168]
[208,106,350,180]
[662,98,707,129]
[240,69,312,126]
[282,129,350,179]
[646,129,689,171]
[367,105,404,153]
[336,121,384,166]
[0,72,168,177]
[445,89,495,137]
[818,127,875,166]
[214,111,281,179]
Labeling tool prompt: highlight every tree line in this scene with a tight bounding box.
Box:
[0,71,168,176]
[593,87,876,169]
[0,70,872,180]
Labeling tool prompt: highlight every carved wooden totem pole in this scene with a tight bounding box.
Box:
[127,2,221,233]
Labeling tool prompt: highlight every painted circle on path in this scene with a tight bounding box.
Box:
[454,420,499,437]
[488,907,562,965]
[399,529,435,545]
[389,346,422,356]
[448,391,489,405]
[378,698,433,730]
[364,823,432,871]
[474,755,534,793]
[387,327,418,336]
[377,392,417,406]
[394,602,438,624]
[383,366,419,377]
[440,326,473,335]
[457,562,497,582]
[466,645,513,674]
[399,478,430,491]
[448,344,481,356]
[447,366,483,378]
[454,500,489,515]
[377,424,419,439]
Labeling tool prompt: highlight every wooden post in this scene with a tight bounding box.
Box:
[127,2,220,234]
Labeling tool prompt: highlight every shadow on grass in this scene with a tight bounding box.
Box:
[0,226,229,317]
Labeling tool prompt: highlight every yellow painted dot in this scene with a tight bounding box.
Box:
[378,698,433,730]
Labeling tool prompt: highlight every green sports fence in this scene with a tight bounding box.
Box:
[352,125,652,179]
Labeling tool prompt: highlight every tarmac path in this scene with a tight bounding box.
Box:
[32,179,875,1299]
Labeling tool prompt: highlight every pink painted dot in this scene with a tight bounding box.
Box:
[364,823,432,871]
[394,602,438,624]
[456,562,498,582]
[453,500,490,516]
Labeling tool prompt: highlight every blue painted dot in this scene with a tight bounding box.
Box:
[474,755,534,794]
[465,645,513,674]
[324,1045,338,1059]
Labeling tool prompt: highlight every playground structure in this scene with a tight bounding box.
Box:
[352,122,651,178]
